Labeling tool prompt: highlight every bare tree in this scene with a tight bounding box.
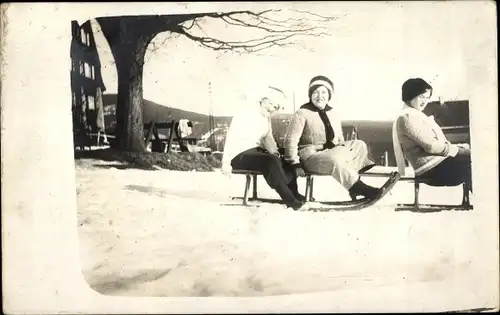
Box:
[96,9,337,152]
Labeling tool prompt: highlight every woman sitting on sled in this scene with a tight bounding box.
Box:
[392,78,472,190]
[284,75,383,201]
[221,86,310,211]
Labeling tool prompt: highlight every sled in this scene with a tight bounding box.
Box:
[304,169,473,212]
[226,170,400,210]
[228,169,371,207]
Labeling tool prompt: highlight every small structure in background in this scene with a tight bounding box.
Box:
[144,120,196,153]
[207,82,217,152]
[143,119,214,156]
[350,126,358,141]
[380,150,389,167]
[342,125,358,142]
[71,19,110,151]
[439,96,444,106]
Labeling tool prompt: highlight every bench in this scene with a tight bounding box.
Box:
[144,120,197,153]
[232,168,472,210]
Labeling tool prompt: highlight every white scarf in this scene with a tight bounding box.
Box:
[392,105,414,176]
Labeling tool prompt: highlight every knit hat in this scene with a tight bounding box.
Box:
[402,78,433,103]
[259,85,287,110]
[308,75,334,100]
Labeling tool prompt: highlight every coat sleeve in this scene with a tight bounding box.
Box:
[398,113,458,156]
[221,113,246,165]
[261,118,279,155]
[284,112,306,165]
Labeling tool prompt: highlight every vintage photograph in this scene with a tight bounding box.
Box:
[71,3,483,298]
[2,1,497,313]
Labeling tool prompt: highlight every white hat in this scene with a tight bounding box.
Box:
[259,85,287,109]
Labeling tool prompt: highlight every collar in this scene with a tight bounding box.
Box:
[400,104,436,124]
[402,104,413,111]
[401,104,432,117]
[300,102,333,112]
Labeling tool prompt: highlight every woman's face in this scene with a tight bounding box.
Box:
[260,97,281,116]
[311,85,330,110]
[409,89,432,111]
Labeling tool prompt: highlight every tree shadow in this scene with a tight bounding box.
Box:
[92,164,155,171]
[88,268,172,295]
[74,148,156,171]
[124,184,169,198]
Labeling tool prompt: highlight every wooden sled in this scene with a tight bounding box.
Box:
[226,170,400,211]
[305,169,473,212]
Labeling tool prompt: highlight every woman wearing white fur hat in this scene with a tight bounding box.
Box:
[284,75,382,200]
[221,86,309,210]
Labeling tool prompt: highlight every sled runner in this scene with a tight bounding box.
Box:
[304,171,400,211]
[394,178,473,212]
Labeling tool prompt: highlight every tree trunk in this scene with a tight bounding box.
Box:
[111,34,154,152]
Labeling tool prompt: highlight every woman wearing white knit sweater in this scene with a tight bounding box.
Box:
[221,86,308,210]
[393,78,471,189]
[284,75,382,201]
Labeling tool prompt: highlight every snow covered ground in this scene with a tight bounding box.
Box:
[76,159,490,299]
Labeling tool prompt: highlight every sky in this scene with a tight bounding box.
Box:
[89,2,471,120]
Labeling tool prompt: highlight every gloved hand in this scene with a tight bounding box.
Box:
[457,143,470,150]
[271,151,281,159]
[292,164,306,177]
[457,145,471,157]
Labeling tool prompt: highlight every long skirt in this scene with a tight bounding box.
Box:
[302,140,375,190]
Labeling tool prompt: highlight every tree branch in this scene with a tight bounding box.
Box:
[98,9,338,61]
[170,8,337,54]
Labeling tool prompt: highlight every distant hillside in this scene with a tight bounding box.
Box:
[424,100,470,127]
[102,94,233,138]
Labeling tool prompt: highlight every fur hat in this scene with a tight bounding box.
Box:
[308,75,334,100]
[402,78,433,103]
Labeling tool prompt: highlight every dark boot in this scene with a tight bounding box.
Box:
[288,200,306,211]
[294,193,307,202]
[348,179,380,201]
[287,180,307,202]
